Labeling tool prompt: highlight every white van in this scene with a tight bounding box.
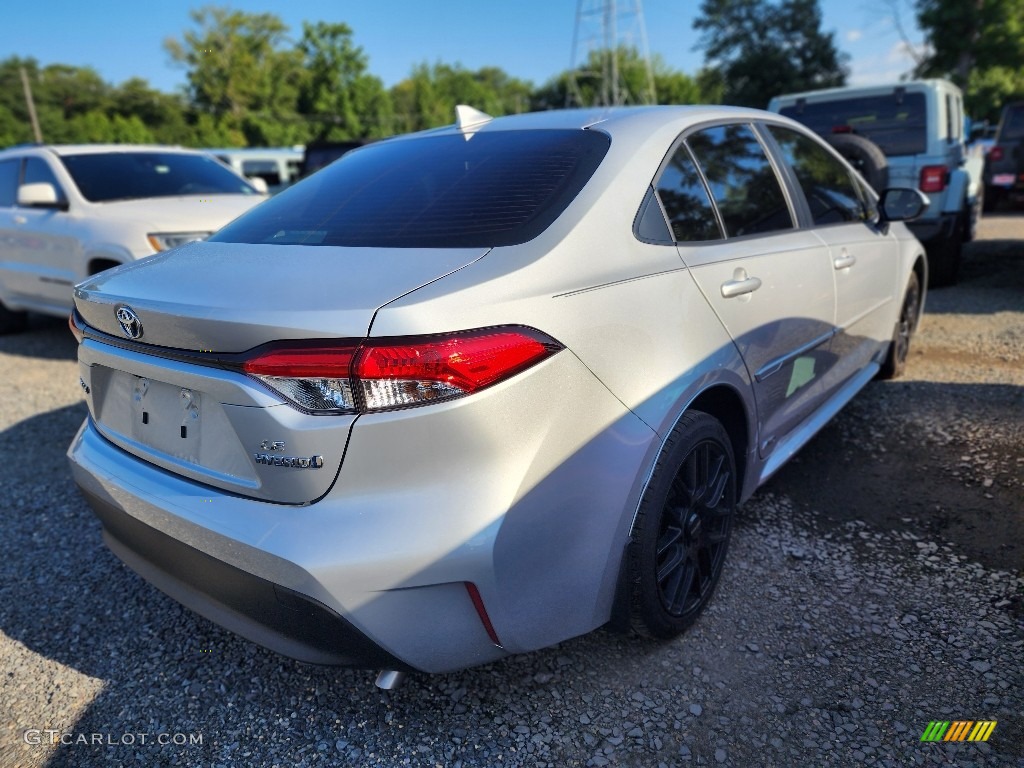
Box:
[209,147,304,195]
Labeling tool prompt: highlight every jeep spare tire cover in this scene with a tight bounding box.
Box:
[826,133,889,193]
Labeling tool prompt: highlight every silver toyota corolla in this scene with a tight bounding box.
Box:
[67,105,927,686]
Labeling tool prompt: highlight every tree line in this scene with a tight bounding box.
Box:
[1,1,1021,149]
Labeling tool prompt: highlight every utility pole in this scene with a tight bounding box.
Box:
[19,66,43,143]
[568,0,656,108]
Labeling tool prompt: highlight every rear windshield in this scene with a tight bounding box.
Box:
[59,152,259,202]
[780,92,927,156]
[1001,104,1024,140]
[211,129,611,248]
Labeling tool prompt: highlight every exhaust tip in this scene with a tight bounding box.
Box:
[374,670,407,690]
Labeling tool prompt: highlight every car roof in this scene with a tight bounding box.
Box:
[769,79,960,106]
[0,144,207,158]
[396,104,785,141]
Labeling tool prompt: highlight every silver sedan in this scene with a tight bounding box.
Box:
[67,105,927,686]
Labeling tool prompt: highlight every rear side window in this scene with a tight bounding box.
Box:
[686,124,794,238]
[655,145,723,242]
[768,126,867,226]
[212,130,610,248]
[0,159,17,207]
[780,92,927,156]
[1001,105,1024,140]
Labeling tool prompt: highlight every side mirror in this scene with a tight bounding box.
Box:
[247,176,270,195]
[879,188,929,223]
[18,182,68,211]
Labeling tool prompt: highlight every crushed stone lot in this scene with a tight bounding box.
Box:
[1,216,1022,768]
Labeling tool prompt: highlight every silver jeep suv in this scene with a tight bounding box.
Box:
[769,79,983,286]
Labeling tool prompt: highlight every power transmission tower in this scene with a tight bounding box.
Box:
[568,0,656,107]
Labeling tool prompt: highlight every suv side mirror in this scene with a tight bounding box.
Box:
[18,182,68,211]
[879,188,928,223]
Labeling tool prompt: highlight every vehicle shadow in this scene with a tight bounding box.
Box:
[0,315,77,361]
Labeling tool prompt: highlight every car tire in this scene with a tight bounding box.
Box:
[878,271,921,380]
[626,410,736,640]
[826,134,889,192]
[0,300,28,335]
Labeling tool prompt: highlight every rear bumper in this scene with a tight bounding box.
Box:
[907,211,960,245]
[81,481,410,670]
[67,348,658,673]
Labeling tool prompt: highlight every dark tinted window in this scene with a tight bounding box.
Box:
[779,92,927,156]
[769,126,867,225]
[213,130,610,248]
[0,159,17,207]
[655,145,722,241]
[59,152,258,202]
[686,124,793,238]
[23,157,67,205]
[1001,104,1024,140]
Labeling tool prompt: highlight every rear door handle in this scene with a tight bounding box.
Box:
[833,252,856,270]
[13,215,27,225]
[721,274,762,299]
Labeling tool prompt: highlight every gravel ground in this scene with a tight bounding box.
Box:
[1,216,1022,768]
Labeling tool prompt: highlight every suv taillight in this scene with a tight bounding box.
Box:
[988,146,1004,162]
[241,327,562,413]
[919,165,948,193]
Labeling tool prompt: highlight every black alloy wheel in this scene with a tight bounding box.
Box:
[879,271,921,380]
[628,411,736,639]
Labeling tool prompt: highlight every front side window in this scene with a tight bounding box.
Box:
[686,124,794,238]
[655,144,723,242]
[212,129,610,248]
[59,152,259,202]
[769,126,868,226]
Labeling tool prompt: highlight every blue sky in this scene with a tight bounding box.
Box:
[7,0,924,96]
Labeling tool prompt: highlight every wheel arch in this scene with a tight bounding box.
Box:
[685,385,752,502]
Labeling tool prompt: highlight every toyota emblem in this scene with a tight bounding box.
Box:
[115,305,143,339]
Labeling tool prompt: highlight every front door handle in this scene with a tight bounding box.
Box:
[13,215,27,225]
[833,251,857,270]
[721,271,762,299]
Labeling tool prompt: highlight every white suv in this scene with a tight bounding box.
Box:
[768,80,984,286]
[0,144,266,332]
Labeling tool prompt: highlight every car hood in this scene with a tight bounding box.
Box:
[92,195,265,233]
[73,240,490,351]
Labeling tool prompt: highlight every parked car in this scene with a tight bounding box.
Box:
[768,79,983,286]
[982,101,1024,211]
[0,144,266,332]
[208,147,304,194]
[67,105,927,686]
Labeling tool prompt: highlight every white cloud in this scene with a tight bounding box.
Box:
[846,29,863,43]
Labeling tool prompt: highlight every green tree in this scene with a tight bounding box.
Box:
[532,48,707,110]
[165,6,304,145]
[694,0,848,107]
[915,0,1024,122]
[297,21,393,141]
[391,62,532,133]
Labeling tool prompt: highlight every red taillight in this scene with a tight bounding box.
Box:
[919,165,948,193]
[242,343,357,378]
[988,146,1003,162]
[240,327,561,414]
